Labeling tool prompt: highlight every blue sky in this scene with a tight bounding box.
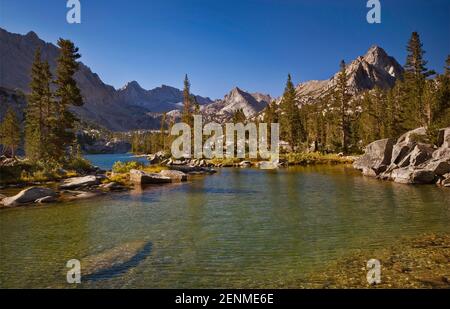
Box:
[1,0,449,99]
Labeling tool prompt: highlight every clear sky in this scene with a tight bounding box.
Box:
[1,0,449,99]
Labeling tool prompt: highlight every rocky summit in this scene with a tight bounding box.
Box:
[354,127,450,186]
[296,45,403,105]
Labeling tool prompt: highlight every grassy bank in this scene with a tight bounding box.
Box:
[107,161,167,186]
[281,152,356,165]
[207,152,356,166]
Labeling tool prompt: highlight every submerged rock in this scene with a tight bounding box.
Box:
[81,240,153,280]
[63,190,104,201]
[1,187,57,207]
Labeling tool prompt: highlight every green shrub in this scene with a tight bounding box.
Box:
[66,156,93,173]
[112,161,144,173]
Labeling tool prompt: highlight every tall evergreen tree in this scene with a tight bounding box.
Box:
[402,32,434,129]
[280,74,304,150]
[182,74,193,126]
[54,39,83,161]
[160,112,167,151]
[334,60,352,154]
[0,107,21,157]
[25,49,54,161]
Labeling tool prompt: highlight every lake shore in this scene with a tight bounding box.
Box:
[294,233,450,289]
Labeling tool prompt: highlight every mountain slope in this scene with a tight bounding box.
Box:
[116,82,212,112]
[0,28,211,131]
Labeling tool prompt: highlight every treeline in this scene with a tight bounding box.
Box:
[270,32,450,154]
[0,39,90,170]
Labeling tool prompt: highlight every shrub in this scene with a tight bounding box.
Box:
[66,156,93,173]
[112,161,144,173]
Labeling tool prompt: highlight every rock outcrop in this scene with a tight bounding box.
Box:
[1,187,57,207]
[159,170,187,182]
[354,127,450,185]
[129,169,172,184]
[59,175,101,189]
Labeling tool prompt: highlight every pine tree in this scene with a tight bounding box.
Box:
[232,109,246,123]
[160,112,167,151]
[0,107,21,157]
[402,32,434,129]
[182,74,193,126]
[54,39,83,161]
[25,48,54,161]
[431,55,450,130]
[280,74,304,150]
[334,60,352,154]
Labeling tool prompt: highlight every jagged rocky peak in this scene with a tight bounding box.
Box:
[205,86,270,119]
[25,31,39,40]
[358,45,403,78]
[120,80,143,91]
[296,45,403,101]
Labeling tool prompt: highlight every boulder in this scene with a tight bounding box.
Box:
[391,127,428,165]
[432,127,450,160]
[353,138,395,175]
[1,187,57,207]
[147,154,161,165]
[420,159,450,176]
[99,182,126,191]
[398,144,434,167]
[168,165,217,174]
[59,175,100,189]
[258,160,280,170]
[391,168,414,184]
[129,169,171,184]
[411,169,436,184]
[239,161,252,168]
[35,196,57,203]
[397,127,428,144]
[441,173,450,187]
[436,127,450,148]
[159,170,187,182]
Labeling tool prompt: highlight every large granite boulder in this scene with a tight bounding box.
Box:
[1,187,57,207]
[353,138,395,176]
[391,127,427,165]
[355,127,450,186]
[129,169,171,184]
[59,175,100,189]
